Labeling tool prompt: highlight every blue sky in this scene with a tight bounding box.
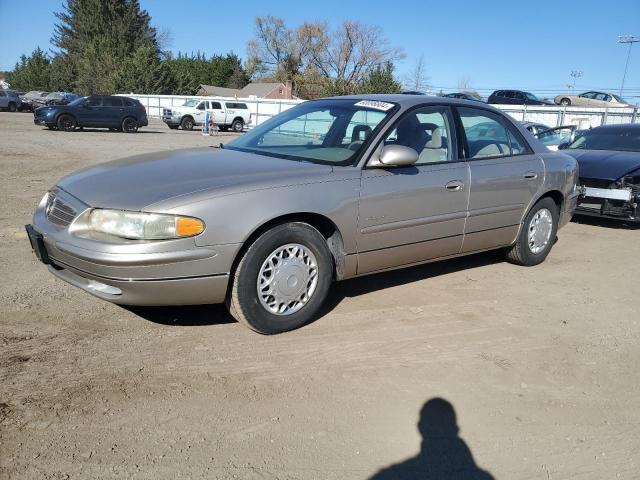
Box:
[1,0,639,99]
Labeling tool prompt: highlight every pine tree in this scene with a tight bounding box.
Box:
[52,0,158,94]
[5,48,51,90]
[359,61,402,94]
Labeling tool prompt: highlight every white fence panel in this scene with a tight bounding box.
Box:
[118,93,303,126]
[119,94,639,130]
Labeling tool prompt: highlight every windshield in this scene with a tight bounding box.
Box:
[68,96,87,106]
[612,94,627,104]
[225,99,396,166]
[568,128,640,152]
[183,99,199,107]
[525,92,538,101]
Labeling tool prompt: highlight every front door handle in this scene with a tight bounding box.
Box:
[524,171,538,180]
[445,180,465,191]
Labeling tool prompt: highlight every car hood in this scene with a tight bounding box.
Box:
[564,149,640,181]
[57,148,334,210]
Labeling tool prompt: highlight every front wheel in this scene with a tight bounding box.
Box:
[57,114,76,132]
[180,116,194,130]
[231,119,244,132]
[505,197,558,266]
[227,223,333,334]
[560,98,571,106]
[8,103,17,112]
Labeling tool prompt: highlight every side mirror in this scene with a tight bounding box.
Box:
[372,145,419,167]
[557,141,570,150]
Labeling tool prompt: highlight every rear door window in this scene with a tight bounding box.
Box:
[457,107,512,159]
[210,102,222,109]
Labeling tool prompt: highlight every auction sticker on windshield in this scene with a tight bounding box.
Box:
[354,100,395,111]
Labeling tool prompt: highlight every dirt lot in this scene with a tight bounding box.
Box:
[1,111,639,479]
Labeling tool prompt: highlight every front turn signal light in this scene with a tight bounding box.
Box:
[176,217,205,237]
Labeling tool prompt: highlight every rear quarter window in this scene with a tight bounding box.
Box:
[226,102,248,109]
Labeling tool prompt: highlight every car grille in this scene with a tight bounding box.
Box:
[581,178,615,189]
[46,192,77,228]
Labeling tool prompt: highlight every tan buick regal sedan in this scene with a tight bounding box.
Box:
[27,95,580,334]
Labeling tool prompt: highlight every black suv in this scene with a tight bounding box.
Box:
[34,95,149,133]
[487,90,552,106]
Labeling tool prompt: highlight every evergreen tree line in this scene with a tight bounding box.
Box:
[6,0,249,96]
[5,1,402,98]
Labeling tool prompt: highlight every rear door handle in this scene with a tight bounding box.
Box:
[445,180,465,191]
[524,172,538,179]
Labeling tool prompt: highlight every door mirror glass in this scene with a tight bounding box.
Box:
[375,145,419,167]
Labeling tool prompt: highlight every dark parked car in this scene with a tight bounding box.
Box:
[34,95,149,133]
[19,91,49,112]
[443,92,483,102]
[560,124,640,222]
[488,90,552,106]
[32,91,80,108]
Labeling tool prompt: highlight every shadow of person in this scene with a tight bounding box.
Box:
[369,398,494,480]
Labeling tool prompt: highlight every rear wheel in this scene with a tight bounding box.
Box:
[505,197,558,266]
[180,116,194,130]
[121,117,138,133]
[560,98,571,106]
[231,119,244,132]
[227,223,333,334]
[57,114,76,132]
[8,102,17,112]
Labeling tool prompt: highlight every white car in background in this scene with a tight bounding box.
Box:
[554,91,631,108]
[162,99,251,132]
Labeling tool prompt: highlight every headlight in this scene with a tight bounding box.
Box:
[88,209,204,240]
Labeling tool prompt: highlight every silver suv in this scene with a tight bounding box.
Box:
[0,90,21,112]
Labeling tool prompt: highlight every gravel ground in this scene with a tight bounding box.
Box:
[1,112,639,479]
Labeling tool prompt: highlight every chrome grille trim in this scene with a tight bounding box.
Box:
[46,192,77,228]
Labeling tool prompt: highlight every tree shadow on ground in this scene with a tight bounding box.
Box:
[369,398,494,480]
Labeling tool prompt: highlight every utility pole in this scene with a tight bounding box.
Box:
[618,35,640,97]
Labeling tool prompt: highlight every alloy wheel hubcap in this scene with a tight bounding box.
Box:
[257,244,318,316]
[528,208,553,254]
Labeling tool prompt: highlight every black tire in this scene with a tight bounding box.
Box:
[231,119,244,132]
[180,116,194,130]
[57,114,76,132]
[168,125,179,130]
[505,197,559,266]
[227,223,333,334]
[8,102,17,112]
[121,117,138,133]
[560,98,571,106]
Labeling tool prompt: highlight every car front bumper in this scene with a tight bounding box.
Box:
[26,190,240,306]
[576,185,639,222]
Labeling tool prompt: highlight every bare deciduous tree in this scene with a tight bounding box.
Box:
[246,16,300,81]
[404,54,429,92]
[298,20,404,95]
[247,17,403,97]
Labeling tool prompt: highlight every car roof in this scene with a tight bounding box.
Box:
[589,123,640,132]
[321,93,503,111]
